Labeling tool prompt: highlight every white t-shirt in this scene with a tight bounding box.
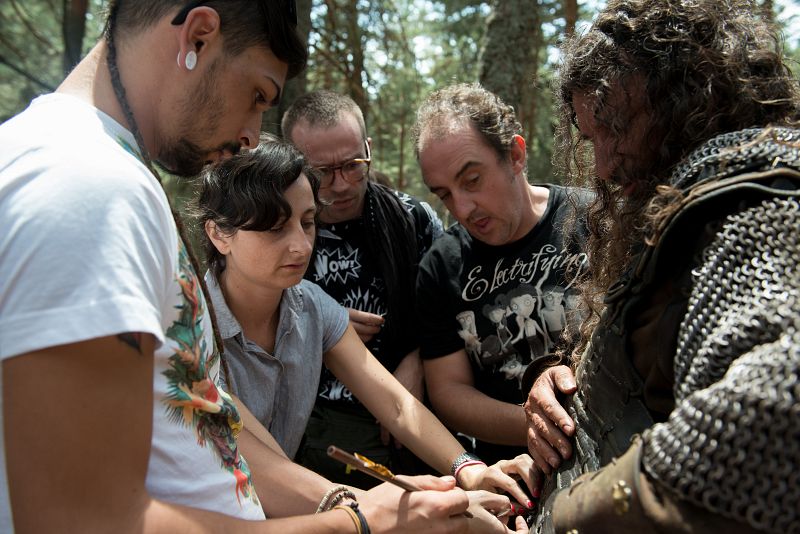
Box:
[0,94,264,529]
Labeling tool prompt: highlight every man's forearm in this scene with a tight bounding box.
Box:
[231,395,362,517]
[430,383,528,446]
[237,427,351,517]
[392,349,424,400]
[142,496,358,534]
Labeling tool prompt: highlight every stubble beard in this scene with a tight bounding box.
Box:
[156,58,238,177]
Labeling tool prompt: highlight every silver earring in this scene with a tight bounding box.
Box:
[185,50,197,71]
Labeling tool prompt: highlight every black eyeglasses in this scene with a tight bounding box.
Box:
[171,1,297,27]
[314,141,372,189]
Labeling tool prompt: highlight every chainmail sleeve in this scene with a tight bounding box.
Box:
[641,196,800,533]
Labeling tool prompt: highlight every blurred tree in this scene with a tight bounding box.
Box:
[366,1,425,191]
[424,0,487,84]
[306,0,369,120]
[63,0,89,74]
[262,0,312,135]
[477,0,573,184]
[0,0,105,122]
[478,0,540,129]
[564,0,578,35]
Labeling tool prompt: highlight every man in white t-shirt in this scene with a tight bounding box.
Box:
[0,2,524,533]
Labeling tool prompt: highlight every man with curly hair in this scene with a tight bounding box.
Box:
[412,83,591,470]
[524,0,800,532]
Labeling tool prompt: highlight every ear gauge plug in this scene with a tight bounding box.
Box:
[184,50,197,71]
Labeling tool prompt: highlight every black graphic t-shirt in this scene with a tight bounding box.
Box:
[417,185,589,462]
[306,189,443,412]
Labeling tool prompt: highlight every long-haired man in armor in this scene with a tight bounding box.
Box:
[524,0,800,532]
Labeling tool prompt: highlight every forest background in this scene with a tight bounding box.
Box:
[2,0,799,229]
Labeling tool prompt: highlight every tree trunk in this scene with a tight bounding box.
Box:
[478,0,540,136]
[524,21,544,149]
[262,0,312,135]
[564,0,578,37]
[62,0,88,75]
[344,0,368,123]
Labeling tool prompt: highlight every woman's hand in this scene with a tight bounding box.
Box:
[457,454,541,510]
[465,490,529,534]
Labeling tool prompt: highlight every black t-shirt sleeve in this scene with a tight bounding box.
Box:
[416,236,466,359]
[395,195,444,357]
[410,199,444,256]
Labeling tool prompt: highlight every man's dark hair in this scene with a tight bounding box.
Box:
[100,1,307,357]
[107,1,307,79]
[556,0,800,352]
[412,83,523,171]
[281,90,367,142]
[195,136,321,280]
[102,0,307,167]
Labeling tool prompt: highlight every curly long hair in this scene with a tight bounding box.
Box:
[555,0,800,353]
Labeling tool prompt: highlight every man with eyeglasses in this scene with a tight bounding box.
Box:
[0,2,524,533]
[282,90,445,488]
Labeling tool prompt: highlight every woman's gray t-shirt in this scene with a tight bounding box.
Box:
[206,274,349,458]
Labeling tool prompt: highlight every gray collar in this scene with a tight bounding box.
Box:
[203,271,305,343]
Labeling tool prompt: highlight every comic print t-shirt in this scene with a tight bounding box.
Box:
[416,185,589,462]
[306,188,443,411]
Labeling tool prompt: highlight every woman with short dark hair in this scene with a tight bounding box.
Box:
[195,138,536,526]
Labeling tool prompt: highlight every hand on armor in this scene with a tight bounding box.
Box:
[348,308,384,343]
[466,490,530,534]
[523,365,577,474]
[458,455,539,511]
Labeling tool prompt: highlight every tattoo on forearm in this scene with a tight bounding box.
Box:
[118,332,143,354]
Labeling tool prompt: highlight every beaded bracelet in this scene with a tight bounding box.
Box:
[316,485,356,513]
[328,488,357,509]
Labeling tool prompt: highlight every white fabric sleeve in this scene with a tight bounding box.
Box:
[0,150,176,359]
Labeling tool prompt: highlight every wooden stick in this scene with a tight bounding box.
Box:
[326,445,421,492]
[327,445,480,519]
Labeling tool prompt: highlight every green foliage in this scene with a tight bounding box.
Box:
[776,3,800,69]
[0,0,105,122]
[0,0,591,223]
[3,0,798,226]
[423,0,487,84]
